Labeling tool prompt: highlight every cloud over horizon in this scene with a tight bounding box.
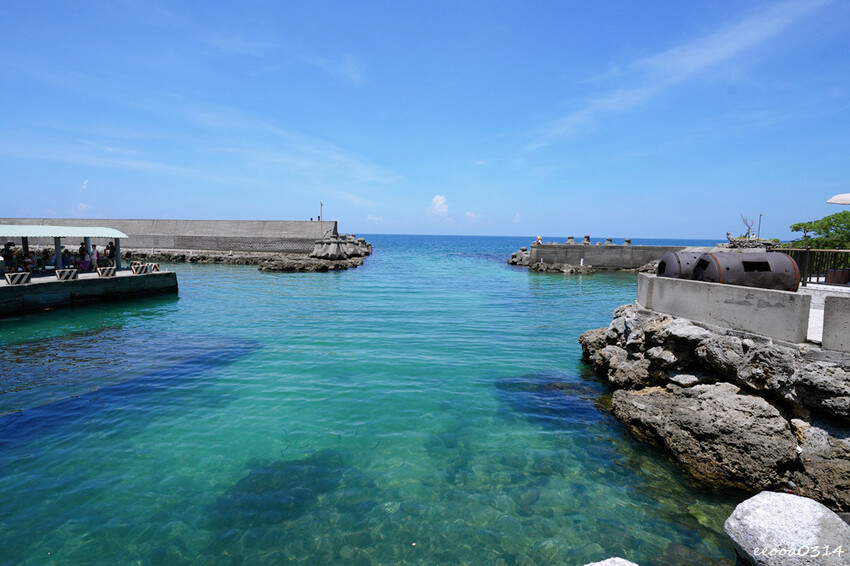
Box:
[429,195,448,215]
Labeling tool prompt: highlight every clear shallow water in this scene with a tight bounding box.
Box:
[0,235,738,565]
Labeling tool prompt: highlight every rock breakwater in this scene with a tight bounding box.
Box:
[123,235,372,273]
[579,303,850,511]
[508,247,595,274]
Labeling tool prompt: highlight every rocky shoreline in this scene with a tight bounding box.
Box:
[579,303,850,512]
[123,249,366,272]
[122,235,373,273]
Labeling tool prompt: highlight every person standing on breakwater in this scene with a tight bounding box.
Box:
[2,242,14,272]
[79,247,91,272]
[106,242,116,266]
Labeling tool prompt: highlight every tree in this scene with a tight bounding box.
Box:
[740,215,755,238]
[790,210,850,249]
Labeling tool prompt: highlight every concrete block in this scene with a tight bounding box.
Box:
[823,295,850,353]
[638,274,811,343]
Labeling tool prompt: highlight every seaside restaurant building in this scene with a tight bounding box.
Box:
[0,224,127,271]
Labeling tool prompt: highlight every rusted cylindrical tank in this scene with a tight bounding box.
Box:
[691,252,799,292]
[657,251,702,279]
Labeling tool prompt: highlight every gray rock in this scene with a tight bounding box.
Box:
[608,356,652,390]
[579,327,608,361]
[780,363,850,425]
[583,559,640,566]
[613,303,641,319]
[724,491,850,565]
[606,316,628,345]
[528,262,595,274]
[588,344,628,376]
[737,344,799,391]
[646,346,679,369]
[641,313,675,346]
[696,336,744,379]
[605,315,646,352]
[667,373,703,387]
[790,419,850,511]
[612,383,798,490]
[657,318,713,345]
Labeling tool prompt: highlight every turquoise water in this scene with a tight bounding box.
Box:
[0,235,738,565]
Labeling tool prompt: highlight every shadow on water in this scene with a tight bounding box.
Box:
[0,327,259,447]
[494,371,612,432]
[196,448,392,564]
[206,449,348,530]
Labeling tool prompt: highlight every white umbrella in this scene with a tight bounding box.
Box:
[826,193,850,204]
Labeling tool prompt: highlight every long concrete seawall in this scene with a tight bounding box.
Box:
[0,218,339,253]
[530,243,706,269]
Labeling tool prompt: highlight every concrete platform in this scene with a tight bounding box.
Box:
[799,283,850,344]
[0,269,178,316]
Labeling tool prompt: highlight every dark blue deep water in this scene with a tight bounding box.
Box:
[0,235,737,565]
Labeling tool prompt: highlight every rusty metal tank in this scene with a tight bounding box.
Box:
[691,252,800,292]
[657,251,702,279]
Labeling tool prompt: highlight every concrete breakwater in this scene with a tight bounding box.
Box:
[579,303,850,512]
[123,235,373,273]
[508,238,722,271]
[0,218,340,254]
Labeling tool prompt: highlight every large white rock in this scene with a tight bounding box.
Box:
[724,491,850,565]
[582,559,639,566]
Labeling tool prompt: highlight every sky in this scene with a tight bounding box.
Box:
[1,0,849,239]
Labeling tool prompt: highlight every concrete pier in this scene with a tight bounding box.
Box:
[0,270,178,317]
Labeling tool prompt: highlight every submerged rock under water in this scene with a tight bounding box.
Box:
[206,448,347,530]
[495,372,606,430]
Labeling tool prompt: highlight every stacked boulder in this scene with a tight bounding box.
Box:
[579,303,850,511]
[309,234,372,260]
[508,247,531,266]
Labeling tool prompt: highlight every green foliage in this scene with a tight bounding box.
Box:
[790,210,850,249]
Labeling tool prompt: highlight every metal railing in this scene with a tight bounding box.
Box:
[775,248,850,287]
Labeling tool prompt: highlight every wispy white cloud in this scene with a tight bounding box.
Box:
[464,211,482,222]
[332,190,375,207]
[69,202,92,216]
[302,53,364,85]
[0,138,262,186]
[530,0,833,148]
[429,195,448,215]
[512,212,522,224]
[81,179,89,191]
[366,215,383,223]
[206,34,278,57]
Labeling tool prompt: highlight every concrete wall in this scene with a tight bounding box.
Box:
[0,218,339,253]
[822,295,850,353]
[0,272,178,317]
[530,244,704,269]
[637,273,811,343]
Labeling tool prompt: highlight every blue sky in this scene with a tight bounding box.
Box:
[1,0,848,239]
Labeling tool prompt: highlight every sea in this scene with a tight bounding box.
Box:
[0,235,738,565]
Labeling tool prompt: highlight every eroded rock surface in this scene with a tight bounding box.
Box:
[580,302,850,511]
[612,384,797,490]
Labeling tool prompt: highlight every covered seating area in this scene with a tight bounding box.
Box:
[0,224,128,276]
